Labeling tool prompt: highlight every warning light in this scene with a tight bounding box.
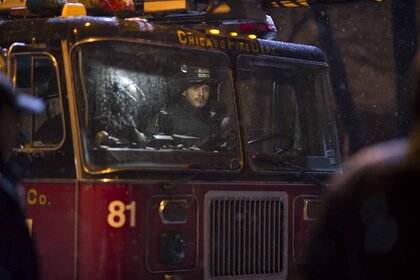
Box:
[208,28,220,35]
[143,0,186,12]
[91,0,136,13]
[269,0,308,7]
[217,15,277,40]
[61,3,87,17]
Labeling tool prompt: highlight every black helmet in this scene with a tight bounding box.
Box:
[38,79,59,100]
[39,90,59,100]
[179,64,218,85]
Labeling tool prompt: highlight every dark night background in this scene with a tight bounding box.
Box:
[267,0,417,160]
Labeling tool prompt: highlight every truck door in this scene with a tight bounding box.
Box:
[7,43,77,280]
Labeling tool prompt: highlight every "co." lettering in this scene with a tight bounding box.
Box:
[27,189,49,205]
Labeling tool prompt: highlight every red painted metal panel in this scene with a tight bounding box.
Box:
[78,183,146,280]
[22,182,76,280]
[25,181,323,279]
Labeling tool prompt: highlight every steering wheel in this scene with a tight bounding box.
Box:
[248,132,294,154]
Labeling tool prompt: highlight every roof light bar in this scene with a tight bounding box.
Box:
[269,0,384,8]
[205,0,266,22]
[61,2,87,17]
[208,28,220,35]
[89,0,136,12]
[0,0,27,9]
[270,0,308,7]
[143,0,187,12]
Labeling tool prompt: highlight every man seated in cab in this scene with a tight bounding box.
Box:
[147,64,234,150]
[34,86,63,145]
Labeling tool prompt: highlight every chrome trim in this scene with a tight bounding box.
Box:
[204,191,288,280]
[303,198,324,221]
[9,51,66,152]
[22,178,77,184]
[62,39,83,180]
[236,53,329,68]
[159,199,188,224]
[71,178,312,186]
[292,194,325,264]
[68,37,242,176]
[6,42,25,78]
[0,47,6,73]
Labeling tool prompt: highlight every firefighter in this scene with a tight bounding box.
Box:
[34,85,62,145]
[147,64,233,149]
[0,72,43,280]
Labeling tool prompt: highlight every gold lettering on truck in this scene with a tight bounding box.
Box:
[176,30,275,55]
[27,188,49,206]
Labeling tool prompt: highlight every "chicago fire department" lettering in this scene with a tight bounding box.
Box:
[177,30,276,55]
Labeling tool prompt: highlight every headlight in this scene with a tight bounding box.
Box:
[159,199,187,224]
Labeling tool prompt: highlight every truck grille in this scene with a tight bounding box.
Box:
[205,191,288,279]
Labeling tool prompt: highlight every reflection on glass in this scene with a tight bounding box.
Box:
[238,55,341,172]
[14,55,64,149]
[72,41,240,173]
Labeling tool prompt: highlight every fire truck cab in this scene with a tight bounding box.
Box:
[1,0,341,279]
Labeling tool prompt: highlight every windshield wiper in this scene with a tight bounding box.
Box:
[251,152,326,190]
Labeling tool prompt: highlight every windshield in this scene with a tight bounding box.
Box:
[238,55,341,172]
[71,40,240,173]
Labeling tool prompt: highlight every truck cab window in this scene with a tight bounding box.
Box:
[238,54,341,172]
[13,54,64,149]
[72,41,240,173]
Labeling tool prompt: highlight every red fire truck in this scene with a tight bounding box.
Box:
[1,0,341,279]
